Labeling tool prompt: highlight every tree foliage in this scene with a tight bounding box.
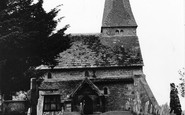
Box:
[0,0,70,94]
[178,68,185,97]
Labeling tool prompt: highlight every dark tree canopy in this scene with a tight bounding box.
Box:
[0,0,70,95]
[170,83,182,115]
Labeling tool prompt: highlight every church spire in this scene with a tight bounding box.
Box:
[102,0,137,28]
[101,0,137,36]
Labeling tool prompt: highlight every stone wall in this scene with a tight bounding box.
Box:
[2,100,28,115]
[38,67,158,115]
[101,28,136,36]
[96,82,134,111]
[94,75,159,114]
[43,67,143,80]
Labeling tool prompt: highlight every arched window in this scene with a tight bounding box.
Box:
[48,72,52,79]
[103,87,109,95]
[85,71,89,77]
[115,30,119,34]
[120,30,124,34]
[92,70,96,78]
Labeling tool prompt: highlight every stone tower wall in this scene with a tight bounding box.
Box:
[101,27,136,36]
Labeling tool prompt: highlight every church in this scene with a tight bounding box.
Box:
[35,0,159,114]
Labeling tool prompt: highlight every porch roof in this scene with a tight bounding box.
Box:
[70,78,104,98]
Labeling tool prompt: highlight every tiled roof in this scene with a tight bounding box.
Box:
[54,35,143,69]
[102,0,137,27]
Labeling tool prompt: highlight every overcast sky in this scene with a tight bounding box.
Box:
[43,0,185,109]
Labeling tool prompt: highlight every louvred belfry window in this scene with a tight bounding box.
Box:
[43,95,61,112]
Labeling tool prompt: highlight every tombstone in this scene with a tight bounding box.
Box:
[150,104,153,113]
[144,101,149,114]
[133,91,141,114]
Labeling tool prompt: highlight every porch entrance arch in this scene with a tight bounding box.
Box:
[70,78,105,113]
[81,95,93,114]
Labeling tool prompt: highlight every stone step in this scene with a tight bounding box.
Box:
[63,112,81,115]
[63,111,133,115]
[100,111,133,115]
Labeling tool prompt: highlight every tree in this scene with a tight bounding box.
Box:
[0,0,7,11]
[169,83,182,115]
[178,68,185,97]
[0,0,70,97]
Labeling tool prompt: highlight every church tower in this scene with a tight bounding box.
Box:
[100,0,159,113]
[101,0,137,36]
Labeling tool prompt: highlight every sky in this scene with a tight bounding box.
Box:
[43,0,185,110]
